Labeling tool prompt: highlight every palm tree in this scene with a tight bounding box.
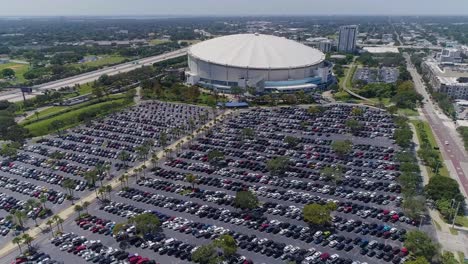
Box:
[123,173,129,187]
[84,170,99,195]
[39,194,48,210]
[98,186,105,200]
[22,233,34,251]
[46,219,54,236]
[12,236,23,253]
[185,173,197,190]
[118,175,125,189]
[141,165,147,178]
[82,201,90,214]
[118,151,130,168]
[74,205,83,218]
[151,154,159,169]
[8,210,28,233]
[95,163,107,186]
[61,179,76,204]
[52,215,63,232]
[34,111,40,120]
[105,185,112,201]
[57,217,64,232]
[25,199,39,226]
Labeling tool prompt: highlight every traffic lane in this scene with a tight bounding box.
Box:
[422,108,468,195]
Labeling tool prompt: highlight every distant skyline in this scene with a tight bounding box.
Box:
[1,0,468,16]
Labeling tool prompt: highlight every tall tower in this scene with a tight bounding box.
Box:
[338,25,358,53]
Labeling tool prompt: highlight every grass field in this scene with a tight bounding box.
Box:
[0,62,30,83]
[24,98,133,137]
[411,120,450,178]
[62,83,93,99]
[455,216,468,228]
[398,108,419,116]
[22,106,67,123]
[77,55,126,68]
[150,39,171,45]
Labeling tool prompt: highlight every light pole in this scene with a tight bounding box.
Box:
[452,200,461,229]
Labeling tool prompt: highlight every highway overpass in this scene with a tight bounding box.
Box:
[0,48,188,102]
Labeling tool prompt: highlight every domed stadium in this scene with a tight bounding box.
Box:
[185,33,333,93]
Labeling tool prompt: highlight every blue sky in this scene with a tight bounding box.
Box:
[1,0,468,16]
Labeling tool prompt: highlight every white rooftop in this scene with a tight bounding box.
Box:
[363,47,400,54]
[188,33,325,70]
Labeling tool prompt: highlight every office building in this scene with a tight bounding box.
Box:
[338,25,358,53]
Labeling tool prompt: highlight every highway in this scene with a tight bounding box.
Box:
[0,48,188,102]
[404,53,468,198]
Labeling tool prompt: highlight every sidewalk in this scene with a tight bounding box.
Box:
[0,106,233,258]
[410,123,468,261]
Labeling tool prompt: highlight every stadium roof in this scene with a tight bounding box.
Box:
[188,33,325,70]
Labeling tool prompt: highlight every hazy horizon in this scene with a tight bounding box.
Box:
[1,0,468,17]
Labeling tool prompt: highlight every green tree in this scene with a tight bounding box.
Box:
[320,166,343,186]
[49,120,64,136]
[345,119,362,134]
[186,173,197,190]
[12,236,23,253]
[21,233,34,251]
[1,68,15,78]
[405,257,430,264]
[74,204,83,218]
[266,156,290,176]
[441,252,459,264]
[303,202,337,227]
[284,136,300,148]
[425,176,464,203]
[159,131,168,147]
[8,210,28,232]
[207,150,225,166]
[240,128,254,140]
[39,194,48,210]
[331,140,353,156]
[62,178,77,204]
[402,196,426,220]
[351,107,363,116]
[84,169,98,190]
[192,244,221,264]
[128,213,161,236]
[307,105,325,115]
[118,151,130,168]
[82,201,90,214]
[404,230,438,261]
[234,191,259,210]
[214,234,237,258]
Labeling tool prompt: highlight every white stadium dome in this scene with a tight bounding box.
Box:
[188,33,325,70]
[185,33,332,93]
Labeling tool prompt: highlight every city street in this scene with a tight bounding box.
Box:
[404,53,468,199]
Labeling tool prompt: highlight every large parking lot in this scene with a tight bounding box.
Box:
[1,103,429,264]
[0,101,212,251]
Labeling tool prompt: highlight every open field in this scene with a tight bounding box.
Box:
[149,39,171,45]
[24,97,133,137]
[22,106,67,123]
[76,55,126,68]
[411,120,450,178]
[397,108,419,116]
[0,62,29,83]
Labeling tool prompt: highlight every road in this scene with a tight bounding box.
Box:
[404,53,468,199]
[0,48,188,102]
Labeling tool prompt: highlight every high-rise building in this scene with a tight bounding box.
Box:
[338,25,358,53]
